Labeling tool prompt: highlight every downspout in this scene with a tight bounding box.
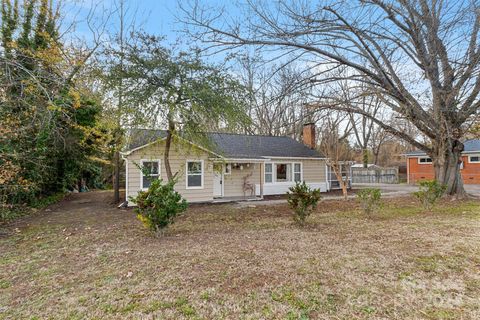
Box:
[325,162,330,191]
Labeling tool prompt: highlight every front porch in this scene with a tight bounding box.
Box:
[211,158,266,200]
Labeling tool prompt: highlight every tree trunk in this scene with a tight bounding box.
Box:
[164,118,175,182]
[340,180,348,200]
[362,148,368,168]
[332,164,348,200]
[114,0,125,204]
[433,139,466,197]
[113,149,120,203]
[373,151,379,165]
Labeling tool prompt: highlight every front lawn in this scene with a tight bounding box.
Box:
[0,191,479,319]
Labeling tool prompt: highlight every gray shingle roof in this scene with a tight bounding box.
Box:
[404,150,428,156]
[405,139,480,156]
[126,129,167,151]
[464,139,480,152]
[125,129,324,158]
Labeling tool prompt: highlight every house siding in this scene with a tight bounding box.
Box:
[125,139,214,204]
[462,155,480,184]
[407,157,435,184]
[302,159,327,183]
[408,155,480,184]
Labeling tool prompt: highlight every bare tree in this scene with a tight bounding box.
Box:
[335,82,384,168]
[369,126,389,166]
[318,112,353,199]
[181,0,480,196]
[236,53,317,138]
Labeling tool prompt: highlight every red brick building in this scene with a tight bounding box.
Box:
[406,140,480,184]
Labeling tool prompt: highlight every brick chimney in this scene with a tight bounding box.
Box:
[302,123,316,149]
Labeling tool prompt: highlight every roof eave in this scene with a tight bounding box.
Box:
[266,156,326,160]
[210,157,270,162]
[121,137,167,156]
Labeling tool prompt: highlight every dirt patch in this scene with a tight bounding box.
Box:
[1,191,479,319]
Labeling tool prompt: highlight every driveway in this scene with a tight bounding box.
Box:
[353,183,480,197]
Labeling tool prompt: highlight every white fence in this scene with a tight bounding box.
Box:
[351,167,398,184]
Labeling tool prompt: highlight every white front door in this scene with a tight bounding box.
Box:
[213,170,223,197]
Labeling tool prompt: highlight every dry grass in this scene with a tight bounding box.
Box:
[0,191,479,319]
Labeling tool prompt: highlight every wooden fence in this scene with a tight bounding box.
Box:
[351,167,399,184]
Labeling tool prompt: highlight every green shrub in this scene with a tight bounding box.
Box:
[413,180,447,210]
[287,181,321,226]
[1,206,28,223]
[357,188,382,214]
[1,192,66,224]
[130,179,187,233]
[30,192,67,209]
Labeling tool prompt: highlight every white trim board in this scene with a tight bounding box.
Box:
[210,158,270,162]
[125,159,129,199]
[266,156,326,160]
[256,182,328,195]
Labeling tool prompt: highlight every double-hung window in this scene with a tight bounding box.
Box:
[186,160,204,189]
[293,163,302,182]
[141,160,160,189]
[265,163,273,183]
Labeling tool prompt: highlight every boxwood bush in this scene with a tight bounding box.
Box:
[287,181,321,226]
[130,179,187,234]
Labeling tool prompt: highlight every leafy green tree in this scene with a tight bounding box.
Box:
[112,32,251,180]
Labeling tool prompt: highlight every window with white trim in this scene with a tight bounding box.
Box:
[418,157,432,164]
[265,163,273,183]
[224,163,231,175]
[186,160,204,188]
[293,163,302,182]
[469,156,480,163]
[141,160,160,189]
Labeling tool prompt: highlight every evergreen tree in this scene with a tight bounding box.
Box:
[0,0,108,211]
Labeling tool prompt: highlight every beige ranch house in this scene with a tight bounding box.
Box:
[122,124,329,205]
